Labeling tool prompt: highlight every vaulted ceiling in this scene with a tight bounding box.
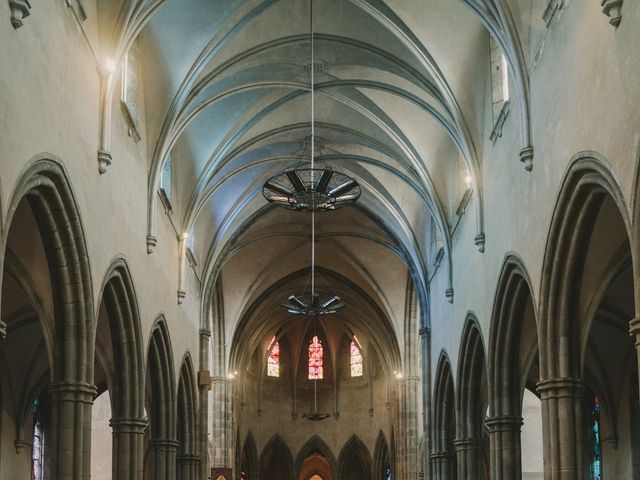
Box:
[99,0,534,355]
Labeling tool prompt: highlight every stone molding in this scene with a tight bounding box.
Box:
[537,377,583,399]
[146,235,157,254]
[419,327,431,339]
[97,149,112,174]
[629,315,640,346]
[474,234,486,253]
[9,0,31,29]
[485,415,523,433]
[453,437,480,451]
[520,146,534,171]
[109,417,148,433]
[149,438,180,450]
[0,320,6,347]
[601,0,623,27]
[49,381,97,403]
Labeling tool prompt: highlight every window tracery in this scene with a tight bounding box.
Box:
[267,336,280,378]
[32,398,44,480]
[350,336,363,377]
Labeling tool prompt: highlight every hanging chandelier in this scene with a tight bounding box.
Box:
[261,0,361,213]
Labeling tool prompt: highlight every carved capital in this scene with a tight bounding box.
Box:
[97,149,112,174]
[601,0,623,27]
[474,234,486,253]
[49,382,97,404]
[177,289,186,304]
[519,146,534,171]
[146,235,157,254]
[419,327,431,339]
[109,417,148,434]
[453,437,480,451]
[9,0,31,29]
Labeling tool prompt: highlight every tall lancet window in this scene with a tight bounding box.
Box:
[308,336,324,380]
[350,336,363,377]
[588,394,603,479]
[32,398,44,480]
[267,336,280,378]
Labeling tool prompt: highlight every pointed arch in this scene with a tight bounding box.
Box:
[432,351,456,479]
[177,353,199,480]
[1,156,95,478]
[96,256,145,480]
[295,435,337,477]
[260,434,294,480]
[240,431,259,480]
[487,253,537,480]
[337,434,372,479]
[456,313,487,479]
[538,152,634,478]
[145,316,177,478]
[373,430,391,480]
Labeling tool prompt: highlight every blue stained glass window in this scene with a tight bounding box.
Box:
[385,465,392,480]
[590,395,602,480]
[32,399,44,480]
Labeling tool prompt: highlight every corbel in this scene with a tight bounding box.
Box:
[601,0,623,27]
[9,0,31,28]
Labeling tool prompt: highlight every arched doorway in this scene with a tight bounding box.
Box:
[300,452,332,480]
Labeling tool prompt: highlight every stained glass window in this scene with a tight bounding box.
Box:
[267,336,280,378]
[589,395,602,480]
[32,399,44,480]
[385,465,392,480]
[308,335,323,380]
[350,336,363,377]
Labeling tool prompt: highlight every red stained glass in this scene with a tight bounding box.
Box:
[268,336,280,377]
[350,336,363,377]
[308,336,323,379]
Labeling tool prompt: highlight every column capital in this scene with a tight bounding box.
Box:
[150,438,179,451]
[109,417,148,433]
[177,453,201,464]
[537,377,583,399]
[629,315,640,334]
[200,328,212,338]
[49,382,97,403]
[485,415,523,433]
[453,437,480,451]
[419,327,431,339]
[430,451,455,461]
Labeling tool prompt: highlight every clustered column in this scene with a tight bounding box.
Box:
[109,417,147,480]
[397,376,420,480]
[48,381,97,480]
[176,453,200,480]
[430,450,455,480]
[485,415,522,480]
[198,329,212,479]
[538,378,584,479]
[454,437,480,479]
[210,376,233,469]
[149,438,179,480]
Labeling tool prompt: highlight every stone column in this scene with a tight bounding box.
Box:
[211,376,233,469]
[198,329,211,480]
[630,316,640,405]
[538,378,583,480]
[420,327,431,480]
[430,451,455,480]
[398,376,420,480]
[110,417,147,480]
[149,439,178,480]
[49,381,96,480]
[486,415,522,480]
[454,437,481,479]
[177,453,200,480]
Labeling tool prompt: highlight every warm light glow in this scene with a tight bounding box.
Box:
[267,336,280,377]
[395,371,403,379]
[227,372,235,379]
[308,336,324,379]
[182,232,190,240]
[350,336,363,377]
[104,59,116,75]
[464,173,473,189]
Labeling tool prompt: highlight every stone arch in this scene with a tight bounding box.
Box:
[539,153,634,477]
[372,430,390,480]
[145,316,177,479]
[295,435,337,477]
[95,257,145,480]
[177,353,199,480]
[337,434,372,480]
[431,351,456,480]
[487,254,538,480]
[259,434,294,480]
[1,156,95,478]
[455,313,487,479]
[240,431,259,480]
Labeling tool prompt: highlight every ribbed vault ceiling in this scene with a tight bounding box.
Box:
[100,0,529,351]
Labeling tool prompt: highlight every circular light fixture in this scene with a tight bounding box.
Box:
[282,293,344,316]
[263,168,361,212]
[303,411,331,421]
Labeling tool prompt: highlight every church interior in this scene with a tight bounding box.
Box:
[0,1,639,479]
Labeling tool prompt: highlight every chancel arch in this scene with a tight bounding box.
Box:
[337,435,372,480]
[176,354,199,479]
[259,434,295,480]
